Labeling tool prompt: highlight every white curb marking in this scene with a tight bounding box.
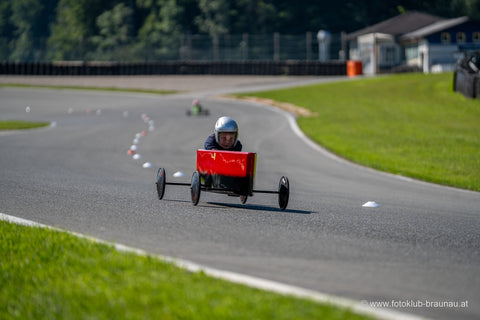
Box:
[0,213,428,320]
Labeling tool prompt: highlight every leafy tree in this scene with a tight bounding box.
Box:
[7,0,58,61]
[0,1,13,38]
[47,0,119,60]
[194,0,229,36]
[3,0,480,62]
[90,3,134,60]
[229,0,278,33]
[176,0,201,33]
[0,1,13,60]
[456,0,480,21]
[136,0,183,60]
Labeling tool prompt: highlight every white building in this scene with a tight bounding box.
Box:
[345,11,479,74]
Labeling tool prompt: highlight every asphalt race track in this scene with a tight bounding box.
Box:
[1,84,479,320]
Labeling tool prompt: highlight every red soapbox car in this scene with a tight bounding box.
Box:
[156,149,290,210]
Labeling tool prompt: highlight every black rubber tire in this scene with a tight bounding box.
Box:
[191,171,201,205]
[278,176,289,210]
[156,168,166,200]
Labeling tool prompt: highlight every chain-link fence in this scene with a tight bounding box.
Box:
[1,32,343,62]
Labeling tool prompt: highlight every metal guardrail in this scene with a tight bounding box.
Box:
[0,61,346,76]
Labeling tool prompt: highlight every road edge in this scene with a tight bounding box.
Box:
[0,212,428,320]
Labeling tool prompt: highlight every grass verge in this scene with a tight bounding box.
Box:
[0,220,371,320]
[235,72,480,191]
[0,83,178,95]
[0,120,50,130]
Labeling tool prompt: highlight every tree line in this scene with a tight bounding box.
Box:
[1,0,479,62]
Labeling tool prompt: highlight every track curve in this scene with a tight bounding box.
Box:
[1,84,479,320]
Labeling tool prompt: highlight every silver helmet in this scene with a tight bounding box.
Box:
[214,116,238,146]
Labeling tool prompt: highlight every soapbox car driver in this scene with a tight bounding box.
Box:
[204,116,243,151]
[190,99,203,115]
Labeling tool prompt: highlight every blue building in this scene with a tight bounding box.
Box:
[345,12,480,74]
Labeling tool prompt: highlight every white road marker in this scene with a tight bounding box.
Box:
[143,162,153,168]
[362,201,380,208]
[173,171,185,178]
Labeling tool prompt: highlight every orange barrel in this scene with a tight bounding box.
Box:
[347,60,363,76]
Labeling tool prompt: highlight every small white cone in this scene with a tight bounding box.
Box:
[25,106,31,113]
[135,133,142,139]
[133,138,140,145]
[130,145,138,151]
[173,171,185,178]
[133,154,142,160]
[148,125,155,132]
[362,201,380,208]
[50,121,57,128]
[142,162,153,168]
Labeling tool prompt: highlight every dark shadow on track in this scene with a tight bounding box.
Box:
[156,199,191,204]
[207,202,313,214]
[155,199,313,214]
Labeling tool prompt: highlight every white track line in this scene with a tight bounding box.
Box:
[239,97,478,195]
[1,212,427,320]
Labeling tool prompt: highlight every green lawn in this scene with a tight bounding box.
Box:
[2,73,477,319]
[0,220,371,320]
[0,120,50,130]
[235,73,480,191]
